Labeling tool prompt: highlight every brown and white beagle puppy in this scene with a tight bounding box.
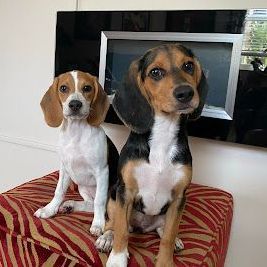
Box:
[34,70,118,237]
[96,44,208,266]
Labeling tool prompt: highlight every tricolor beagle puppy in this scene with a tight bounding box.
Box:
[96,44,208,266]
[34,70,118,237]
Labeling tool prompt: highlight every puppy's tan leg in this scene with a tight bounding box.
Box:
[156,195,186,267]
[156,165,191,267]
[96,197,135,253]
[156,226,184,252]
[106,161,138,267]
[106,190,134,267]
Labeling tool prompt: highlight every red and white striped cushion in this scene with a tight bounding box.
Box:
[0,171,233,266]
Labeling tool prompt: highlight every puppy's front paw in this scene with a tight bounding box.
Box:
[90,224,103,237]
[90,217,105,236]
[59,200,75,214]
[175,237,184,252]
[34,206,57,219]
[106,249,129,267]
[95,230,113,252]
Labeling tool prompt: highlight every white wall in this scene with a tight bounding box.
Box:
[0,0,76,190]
[189,138,267,267]
[0,0,76,145]
[1,1,267,267]
[0,141,58,192]
[78,0,267,10]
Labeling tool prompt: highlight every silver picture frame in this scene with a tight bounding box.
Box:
[99,31,243,120]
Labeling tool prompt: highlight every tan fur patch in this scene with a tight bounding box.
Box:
[172,164,192,198]
[86,77,110,126]
[120,161,140,193]
[40,78,63,127]
[156,199,185,267]
[104,198,116,231]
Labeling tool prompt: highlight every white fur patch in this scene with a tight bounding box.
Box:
[71,70,78,92]
[62,91,90,119]
[106,248,129,267]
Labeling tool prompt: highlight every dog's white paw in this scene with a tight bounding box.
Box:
[90,216,105,236]
[175,237,184,251]
[106,249,129,267]
[58,200,75,214]
[34,206,57,219]
[95,230,113,252]
[90,224,103,237]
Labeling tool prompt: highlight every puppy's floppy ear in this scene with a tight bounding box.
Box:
[189,71,208,120]
[112,60,154,133]
[40,77,63,127]
[87,77,110,126]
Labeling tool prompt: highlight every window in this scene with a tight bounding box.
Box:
[241,9,267,67]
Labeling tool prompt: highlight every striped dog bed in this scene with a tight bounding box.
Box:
[0,171,233,266]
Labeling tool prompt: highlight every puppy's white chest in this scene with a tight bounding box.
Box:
[62,141,91,170]
[134,158,183,215]
[60,140,93,186]
[58,121,107,186]
[133,115,183,216]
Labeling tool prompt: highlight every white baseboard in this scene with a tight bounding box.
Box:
[0,133,57,152]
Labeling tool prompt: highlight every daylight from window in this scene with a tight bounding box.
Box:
[241,9,267,68]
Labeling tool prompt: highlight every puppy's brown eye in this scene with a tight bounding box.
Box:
[82,85,92,93]
[59,85,68,93]
[149,68,165,81]
[182,61,194,75]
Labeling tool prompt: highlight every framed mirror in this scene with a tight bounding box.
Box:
[99,31,243,119]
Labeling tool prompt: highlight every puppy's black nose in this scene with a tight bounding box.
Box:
[173,86,194,103]
[69,100,82,112]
